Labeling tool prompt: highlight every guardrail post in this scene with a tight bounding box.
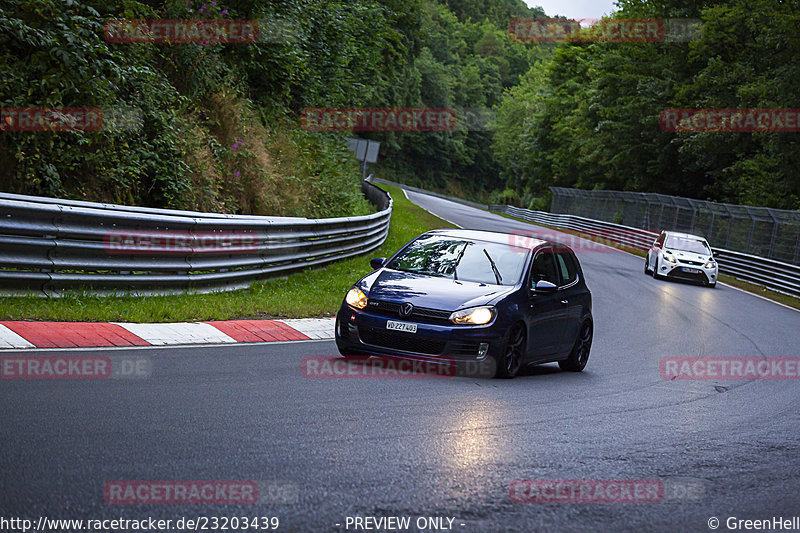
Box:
[793,228,800,265]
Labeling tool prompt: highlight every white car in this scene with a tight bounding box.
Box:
[645,231,718,287]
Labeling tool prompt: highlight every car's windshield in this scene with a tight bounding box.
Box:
[665,235,711,255]
[386,235,528,286]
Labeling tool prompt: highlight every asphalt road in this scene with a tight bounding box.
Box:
[2,190,800,533]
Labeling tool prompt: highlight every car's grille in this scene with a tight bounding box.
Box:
[667,269,706,281]
[679,259,703,266]
[366,299,452,324]
[358,326,446,355]
[448,341,482,357]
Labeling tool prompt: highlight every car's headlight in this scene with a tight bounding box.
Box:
[664,254,677,263]
[449,306,496,325]
[705,262,716,269]
[345,287,368,310]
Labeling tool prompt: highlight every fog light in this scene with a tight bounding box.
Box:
[478,343,489,357]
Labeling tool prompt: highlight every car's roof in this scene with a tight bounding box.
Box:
[664,230,708,241]
[426,229,546,249]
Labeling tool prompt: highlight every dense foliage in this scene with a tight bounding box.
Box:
[0,0,546,212]
[4,0,792,214]
[493,0,800,210]
[0,0,423,216]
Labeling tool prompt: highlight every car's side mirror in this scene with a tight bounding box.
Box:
[532,280,558,294]
[370,257,386,270]
[653,241,660,248]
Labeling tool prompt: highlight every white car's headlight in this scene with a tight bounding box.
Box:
[345,287,368,310]
[705,262,716,269]
[449,306,496,325]
[664,254,677,263]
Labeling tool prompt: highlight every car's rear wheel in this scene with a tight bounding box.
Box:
[495,323,525,379]
[559,319,592,372]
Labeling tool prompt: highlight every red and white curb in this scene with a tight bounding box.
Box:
[0,318,335,349]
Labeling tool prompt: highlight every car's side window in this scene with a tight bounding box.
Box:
[530,248,560,287]
[656,233,665,247]
[555,252,578,286]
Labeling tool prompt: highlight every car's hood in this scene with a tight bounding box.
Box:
[664,249,713,263]
[363,269,513,311]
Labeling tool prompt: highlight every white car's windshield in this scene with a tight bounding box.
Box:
[665,236,711,255]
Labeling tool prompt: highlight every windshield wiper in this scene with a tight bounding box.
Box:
[483,249,503,285]
[452,242,469,280]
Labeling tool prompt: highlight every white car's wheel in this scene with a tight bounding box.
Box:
[653,257,665,280]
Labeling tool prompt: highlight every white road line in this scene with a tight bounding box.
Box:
[0,324,36,349]
[281,318,336,340]
[402,189,463,229]
[114,322,237,345]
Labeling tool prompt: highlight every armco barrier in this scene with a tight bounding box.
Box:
[491,204,800,298]
[0,180,391,296]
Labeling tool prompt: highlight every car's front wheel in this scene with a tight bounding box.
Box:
[653,257,664,280]
[494,323,525,379]
[559,319,592,372]
[644,255,651,274]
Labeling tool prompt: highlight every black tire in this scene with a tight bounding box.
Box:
[653,257,664,279]
[644,256,650,275]
[559,319,592,372]
[494,323,526,379]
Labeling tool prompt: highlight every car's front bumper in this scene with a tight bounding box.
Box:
[334,304,507,363]
[657,257,717,284]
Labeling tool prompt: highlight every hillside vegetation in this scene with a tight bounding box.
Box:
[0,0,543,215]
[493,0,800,210]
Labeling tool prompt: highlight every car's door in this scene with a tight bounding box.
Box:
[525,247,567,362]
[555,250,584,353]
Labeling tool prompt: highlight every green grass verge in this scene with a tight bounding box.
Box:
[497,211,800,310]
[0,185,455,322]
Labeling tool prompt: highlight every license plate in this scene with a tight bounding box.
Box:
[682,267,700,274]
[386,320,417,333]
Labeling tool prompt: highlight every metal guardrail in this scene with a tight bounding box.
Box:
[0,179,391,296]
[550,187,800,266]
[491,204,800,298]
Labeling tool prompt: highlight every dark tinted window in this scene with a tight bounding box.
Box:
[530,249,560,286]
[556,252,578,285]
